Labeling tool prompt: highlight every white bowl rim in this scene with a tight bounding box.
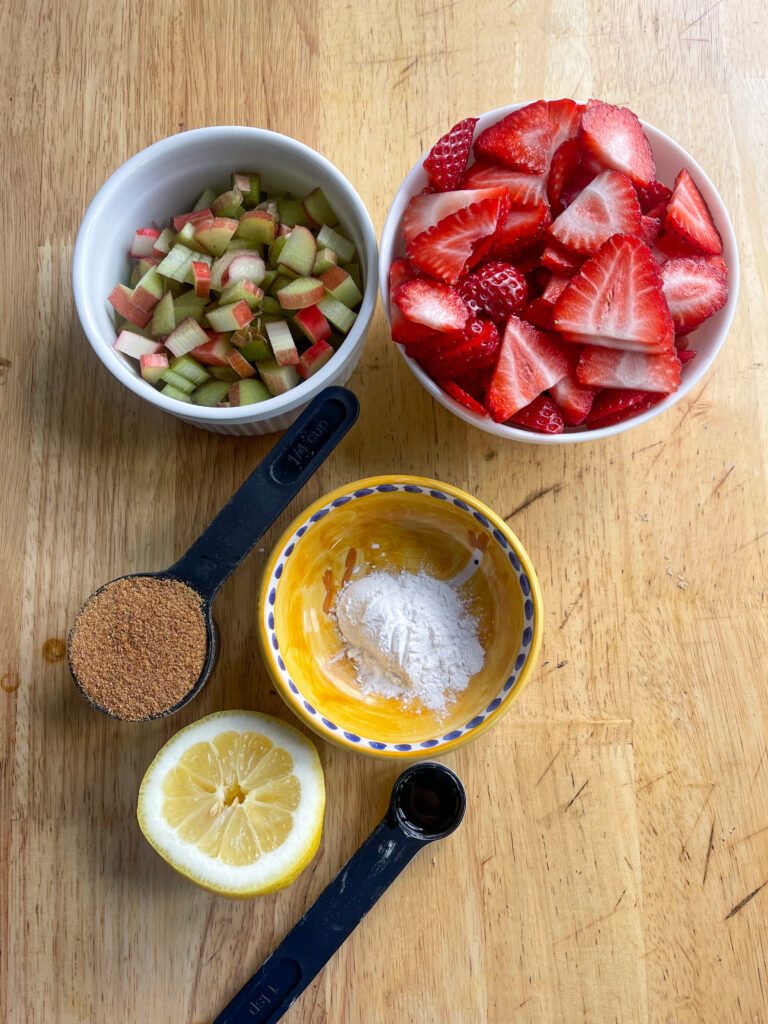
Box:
[378,101,740,444]
[73,125,379,424]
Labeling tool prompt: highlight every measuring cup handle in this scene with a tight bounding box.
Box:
[167,387,359,600]
[213,818,422,1024]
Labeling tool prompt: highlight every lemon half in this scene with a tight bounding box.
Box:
[137,710,325,897]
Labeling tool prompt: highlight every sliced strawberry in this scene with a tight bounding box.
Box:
[420,318,501,377]
[389,260,433,345]
[460,160,547,207]
[636,179,671,214]
[548,170,641,255]
[424,117,479,192]
[540,273,571,305]
[521,297,555,331]
[436,378,490,416]
[586,387,652,423]
[491,201,551,256]
[474,101,556,175]
[579,100,655,186]
[548,138,583,215]
[664,168,723,256]
[458,261,528,320]
[455,365,494,397]
[553,234,674,354]
[576,345,681,393]
[389,257,416,292]
[485,316,569,421]
[659,257,728,333]
[401,187,507,245]
[637,215,662,248]
[549,347,598,426]
[678,348,697,364]
[701,255,728,279]
[546,99,584,150]
[588,392,666,427]
[540,243,584,275]
[516,245,548,276]
[392,278,469,333]
[510,395,565,434]
[407,194,509,285]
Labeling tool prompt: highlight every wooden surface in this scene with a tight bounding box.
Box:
[2,1,767,1021]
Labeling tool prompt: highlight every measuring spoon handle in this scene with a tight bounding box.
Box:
[214,817,422,1024]
[168,387,359,600]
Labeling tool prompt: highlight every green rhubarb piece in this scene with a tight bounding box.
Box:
[157,244,198,283]
[150,291,175,336]
[317,295,357,334]
[312,248,338,276]
[237,330,271,362]
[256,198,279,219]
[269,274,295,296]
[267,234,288,268]
[153,227,177,256]
[160,383,192,403]
[277,277,325,310]
[173,291,209,325]
[229,379,271,406]
[160,368,196,394]
[205,301,254,332]
[301,187,339,228]
[195,219,239,258]
[316,225,355,263]
[129,263,141,287]
[278,225,317,277]
[209,366,240,382]
[211,188,244,218]
[265,320,299,366]
[226,238,259,252]
[231,172,261,206]
[235,210,276,246]
[321,268,362,308]
[342,261,362,291]
[193,187,217,212]
[256,359,300,396]
[192,379,230,406]
[276,197,309,227]
[169,354,210,387]
[176,221,210,254]
[219,280,263,309]
[260,270,279,292]
[260,295,282,316]
[138,257,158,277]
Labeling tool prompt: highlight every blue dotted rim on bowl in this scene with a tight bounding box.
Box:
[262,483,536,753]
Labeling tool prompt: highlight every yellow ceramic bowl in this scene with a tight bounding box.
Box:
[258,476,542,758]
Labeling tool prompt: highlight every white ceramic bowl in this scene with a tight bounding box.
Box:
[73,126,378,435]
[379,102,739,444]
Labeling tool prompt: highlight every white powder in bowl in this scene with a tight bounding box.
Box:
[333,569,485,714]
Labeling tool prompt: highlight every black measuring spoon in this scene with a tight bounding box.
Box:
[214,761,466,1024]
[68,386,359,719]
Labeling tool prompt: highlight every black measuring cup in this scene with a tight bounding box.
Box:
[68,386,359,719]
[214,761,466,1024]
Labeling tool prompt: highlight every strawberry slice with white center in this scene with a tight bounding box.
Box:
[579,100,656,187]
[576,345,681,392]
[474,101,556,175]
[540,243,584,275]
[406,194,510,285]
[418,317,501,378]
[553,234,674,354]
[663,168,723,256]
[659,257,728,333]
[424,117,479,192]
[548,138,583,216]
[636,179,672,215]
[389,259,435,345]
[436,378,489,417]
[491,202,551,256]
[545,99,584,157]
[510,395,565,433]
[548,170,641,255]
[485,315,569,422]
[392,278,469,333]
[401,187,508,245]
[541,273,571,304]
[460,161,547,208]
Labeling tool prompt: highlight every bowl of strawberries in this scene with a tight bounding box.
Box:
[379,99,738,441]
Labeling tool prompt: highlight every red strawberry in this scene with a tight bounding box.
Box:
[406,194,510,284]
[401,187,507,245]
[701,255,728,278]
[389,260,434,344]
[540,243,585,275]
[576,345,681,393]
[546,99,584,150]
[455,366,494,398]
[516,244,548,276]
[637,215,662,247]
[553,234,674,354]
[636,179,671,214]
[664,168,723,256]
[392,278,469,332]
[485,316,569,421]
[586,387,653,423]
[548,138,583,215]
[549,348,598,425]
[678,347,697,364]
[588,393,666,427]
[659,257,728,333]
[460,160,547,207]
[418,318,501,378]
[491,201,551,256]
[458,261,528,319]
[548,170,641,255]
[474,101,556,174]
[541,273,571,304]
[521,297,555,331]
[389,257,416,292]
[436,378,490,417]
[510,394,565,434]
[579,100,655,186]
[424,117,479,192]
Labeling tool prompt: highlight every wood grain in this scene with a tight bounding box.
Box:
[2,0,767,1021]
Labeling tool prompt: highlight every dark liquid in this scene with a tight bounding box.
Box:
[395,765,465,837]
